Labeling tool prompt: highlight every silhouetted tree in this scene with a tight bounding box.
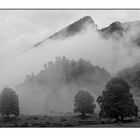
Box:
[97,77,138,121]
[0,87,19,119]
[74,90,96,116]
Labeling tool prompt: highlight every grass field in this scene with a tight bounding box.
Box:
[0,113,139,127]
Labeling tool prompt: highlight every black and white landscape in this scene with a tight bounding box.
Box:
[1,10,140,127]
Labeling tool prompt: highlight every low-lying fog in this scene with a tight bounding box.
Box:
[1,18,140,115]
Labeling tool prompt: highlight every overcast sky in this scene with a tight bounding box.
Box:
[1,10,140,88]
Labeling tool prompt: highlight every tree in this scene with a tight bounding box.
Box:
[97,77,138,121]
[0,87,20,119]
[74,90,96,116]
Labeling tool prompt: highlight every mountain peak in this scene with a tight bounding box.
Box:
[78,16,94,24]
[34,16,96,47]
[101,21,123,33]
[99,21,124,39]
[48,16,96,39]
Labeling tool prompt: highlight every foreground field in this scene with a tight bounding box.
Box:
[0,113,139,127]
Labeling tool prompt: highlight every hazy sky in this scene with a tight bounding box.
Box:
[1,10,140,40]
[1,10,140,88]
[1,10,140,53]
[1,10,140,47]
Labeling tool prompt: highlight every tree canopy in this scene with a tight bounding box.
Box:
[74,89,96,116]
[0,87,19,119]
[97,77,138,121]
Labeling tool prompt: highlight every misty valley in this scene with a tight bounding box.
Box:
[1,13,140,127]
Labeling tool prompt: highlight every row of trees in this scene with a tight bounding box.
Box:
[0,77,138,121]
[74,77,138,121]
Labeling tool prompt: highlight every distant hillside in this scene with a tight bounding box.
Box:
[118,63,140,94]
[16,57,110,115]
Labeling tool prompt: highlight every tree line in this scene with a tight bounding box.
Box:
[0,77,138,121]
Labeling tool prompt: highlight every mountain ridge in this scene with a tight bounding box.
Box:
[34,16,97,47]
[34,16,140,47]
